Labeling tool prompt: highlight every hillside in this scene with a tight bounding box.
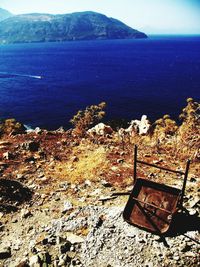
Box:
[0,11,147,44]
[0,8,12,22]
[0,98,199,266]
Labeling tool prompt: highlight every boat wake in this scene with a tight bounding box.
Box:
[0,72,42,79]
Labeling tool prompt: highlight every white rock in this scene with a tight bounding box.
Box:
[119,115,151,136]
[29,255,40,267]
[88,123,113,136]
[21,208,32,219]
[67,233,85,244]
[85,179,92,187]
[63,201,73,213]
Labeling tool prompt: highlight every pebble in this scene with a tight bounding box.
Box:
[67,233,84,244]
[63,201,73,213]
[29,255,40,267]
[21,209,32,219]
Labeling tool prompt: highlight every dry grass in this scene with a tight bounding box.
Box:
[54,145,110,184]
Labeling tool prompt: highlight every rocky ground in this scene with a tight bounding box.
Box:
[0,126,199,267]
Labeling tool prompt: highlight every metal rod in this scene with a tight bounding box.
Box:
[137,160,184,175]
[111,192,131,196]
[133,145,137,184]
[179,160,190,208]
[131,196,172,214]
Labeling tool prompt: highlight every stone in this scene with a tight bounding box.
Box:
[84,179,92,187]
[101,180,112,187]
[117,159,124,164]
[26,127,42,134]
[87,123,113,136]
[189,197,200,208]
[0,246,11,259]
[21,208,32,219]
[190,177,197,182]
[12,217,18,223]
[188,209,198,216]
[29,255,40,267]
[63,201,73,213]
[67,233,84,244]
[3,151,12,160]
[13,239,22,251]
[120,115,151,136]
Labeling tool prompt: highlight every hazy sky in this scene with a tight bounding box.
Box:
[0,0,200,34]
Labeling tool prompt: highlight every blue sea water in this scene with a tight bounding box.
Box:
[0,36,199,130]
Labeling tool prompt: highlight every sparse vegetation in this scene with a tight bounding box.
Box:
[0,98,199,267]
[0,118,25,137]
[70,102,106,137]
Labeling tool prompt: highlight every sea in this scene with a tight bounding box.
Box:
[0,35,199,130]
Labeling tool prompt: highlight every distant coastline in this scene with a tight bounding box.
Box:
[0,10,147,44]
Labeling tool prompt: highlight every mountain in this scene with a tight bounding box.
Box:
[0,7,12,21]
[0,11,147,44]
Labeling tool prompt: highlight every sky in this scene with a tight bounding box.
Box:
[0,0,200,34]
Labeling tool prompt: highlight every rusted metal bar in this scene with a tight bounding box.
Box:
[137,160,184,175]
[179,160,190,208]
[133,145,137,184]
[131,196,172,214]
[111,192,131,196]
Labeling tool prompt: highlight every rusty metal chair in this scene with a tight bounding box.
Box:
[123,145,190,234]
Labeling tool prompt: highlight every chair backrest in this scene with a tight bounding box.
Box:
[133,145,190,208]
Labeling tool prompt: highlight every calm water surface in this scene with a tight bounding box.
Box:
[0,36,199,129]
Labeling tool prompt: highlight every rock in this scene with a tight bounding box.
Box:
[0,225,4,233]
[29,255,40,267]
[63,201,73,213]
[184,251,196,257]
[84,179,92,187]
[3,151,12,160]
[67,233,85,244]
[88,123,113,136]
[12,239,22,251]
[0,246,11,259]
[101,180,112,187]
[12,217,18,223]
[21,208,32,219]
[188,209,198,216]
[56,127,65,133]
[72,156,79,162]
[190,177,197,182]
[59,182,70,190]
[117,159,124,164]
[123,115,151,136]
[26,127,42,134]
[173,255,180,261]
[189,196,200,208]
